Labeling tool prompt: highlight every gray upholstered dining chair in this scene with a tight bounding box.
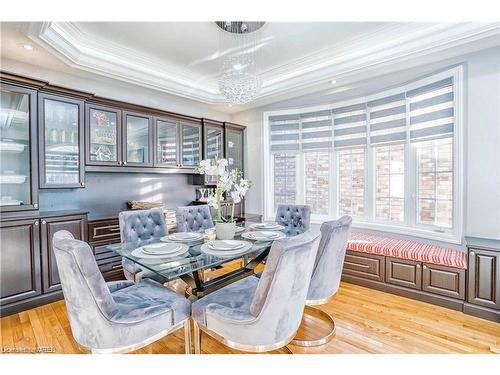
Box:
[175,205,214,233]
[119,208,168,283]
[52,230,192,354]
[191,230,320,353]
[275,204,311,235]
[291,215,352,347]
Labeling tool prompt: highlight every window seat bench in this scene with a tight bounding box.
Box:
[347,231,467,270]
[342,231,467,313]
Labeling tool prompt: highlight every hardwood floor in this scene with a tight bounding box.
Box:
[1,272,499,354]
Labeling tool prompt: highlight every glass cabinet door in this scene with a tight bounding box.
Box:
[0,84,37,210]
[205,124,224,184]
[123,112,152,166]
[39,94,84,188]
[155,117,179,167]
[181,121,201,168]
[226,125,244,174]
[87,104,121,165]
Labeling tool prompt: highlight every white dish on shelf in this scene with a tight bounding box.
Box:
[0,141,25,153]
[0,174,27,184]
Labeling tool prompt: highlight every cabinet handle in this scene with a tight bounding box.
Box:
[81,182,85,187]
[416,264,421,268]
[470,251,475,256]
[118,161,122,165]
[111,265,121,270]
[42,220,46,225]
[423,265,427,270]
[123,161,127,165]
[34,203,38,208]
[34,221,39,226]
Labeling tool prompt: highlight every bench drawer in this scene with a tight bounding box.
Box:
[422,263,465,300]
[343,251,385,282]
[385,257,422,290]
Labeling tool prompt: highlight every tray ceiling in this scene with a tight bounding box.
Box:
[2,22,500,111]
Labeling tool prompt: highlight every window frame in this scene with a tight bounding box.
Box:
[263,66,463,244]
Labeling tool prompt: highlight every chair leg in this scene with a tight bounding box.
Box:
[193,320,202,354]
[184,320,192,354]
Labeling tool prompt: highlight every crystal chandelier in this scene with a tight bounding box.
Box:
[216,22,265,105]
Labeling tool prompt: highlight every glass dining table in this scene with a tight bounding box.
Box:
[107,228,279,298]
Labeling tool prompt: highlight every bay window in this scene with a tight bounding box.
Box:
[375,144,405,222]
[338,149,365,217]
[264,66,462,242]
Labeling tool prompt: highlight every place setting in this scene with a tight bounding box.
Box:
[200,239,252,257]
[241,230,285,242]
[130,242,190,264]
[160,231,204,243]
[249,222,285,231]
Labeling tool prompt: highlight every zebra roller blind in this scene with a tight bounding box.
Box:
[268,71,455,151]
[408,77,454,142]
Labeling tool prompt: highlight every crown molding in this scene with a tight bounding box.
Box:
[24,22,500,107]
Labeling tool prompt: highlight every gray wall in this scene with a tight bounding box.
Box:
[40,172,196,220]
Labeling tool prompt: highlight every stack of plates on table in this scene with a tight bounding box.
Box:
[131,243,189,261]
[201,240,252,256]
[250,222,285,231]
[234,226,246,234]
[162,232,203,242]
[241,231,285,241]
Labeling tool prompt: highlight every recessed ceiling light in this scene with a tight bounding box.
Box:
[330,79,337,85]
[22,44,33,51]
[233,63,243,71]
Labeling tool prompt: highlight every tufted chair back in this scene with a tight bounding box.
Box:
[52,230,118,347]
[175,205,214,233]
[275,204,311,236]
[119,208,168,244]
[307,216,352,303]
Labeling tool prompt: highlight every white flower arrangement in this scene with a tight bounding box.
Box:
[197,159,251,223]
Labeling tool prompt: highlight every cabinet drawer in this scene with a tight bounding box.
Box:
[88,219,120,242]
[343,251,385,282]
[422,263,465,300]
[99,261,123,273]
[385,257,422,290]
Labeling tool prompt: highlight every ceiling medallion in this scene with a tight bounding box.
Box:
[216,21,265,105]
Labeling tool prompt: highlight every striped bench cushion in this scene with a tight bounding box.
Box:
[347,232,467,269]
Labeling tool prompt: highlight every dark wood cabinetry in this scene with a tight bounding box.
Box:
[0,212,88,316]
[0,83,39,213]
[467,247,499,310]
[0,219,41,306]
[87,218,123,281]
[122,111,153,167]
[422,263,465,300]
[343,251,385,282]
[38,92,85,188]
[463,239,500,322]
[85,103,122,167]
[224,122,245,174]
[40,214,88,293]
[385,257,422,290]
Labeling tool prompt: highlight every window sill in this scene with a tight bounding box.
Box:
[312,218,461,245]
